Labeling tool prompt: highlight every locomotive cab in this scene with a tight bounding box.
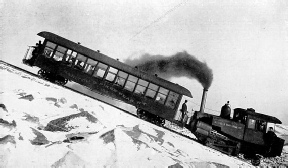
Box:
[234,108,285,157]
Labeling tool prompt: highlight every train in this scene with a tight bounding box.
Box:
[23,31,284,166]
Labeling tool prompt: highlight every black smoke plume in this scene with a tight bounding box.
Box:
[124,51,213,89]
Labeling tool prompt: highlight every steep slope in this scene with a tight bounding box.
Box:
[1,62,286,167]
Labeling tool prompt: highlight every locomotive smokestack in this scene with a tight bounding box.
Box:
[200,89,208,113]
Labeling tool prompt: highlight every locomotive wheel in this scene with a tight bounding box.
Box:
[244,153,254,160]
[157,118,165,127]
[159,118,165,127]
[137,110,148,120]
[205,138,213,147]
[251,155,261,166]
[55,78,68,86]
[38,69,46,78]
[55,79,62,85]
[232,142,241,156]
[63,78,68,84]
[60,80,66,85]
[136,109,144,119]
[38,69,51,80]
[227,147,234,156]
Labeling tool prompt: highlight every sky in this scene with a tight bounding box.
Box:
[1,0,288,124]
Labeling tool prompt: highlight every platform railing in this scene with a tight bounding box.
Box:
[22,46,35,65]
[23,46,34,60]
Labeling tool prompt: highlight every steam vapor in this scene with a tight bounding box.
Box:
[124,51,213,89]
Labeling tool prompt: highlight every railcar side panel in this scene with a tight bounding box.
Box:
[58,65,178,121]
[59,67,176,121]
[32,50,180,121]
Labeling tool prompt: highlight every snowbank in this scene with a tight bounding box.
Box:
[1,62,286,167]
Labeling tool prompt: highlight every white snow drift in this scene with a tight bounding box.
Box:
[0,62,287,167]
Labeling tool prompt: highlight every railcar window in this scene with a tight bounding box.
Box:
[247,119,256,129]
[145,83,159,99]
[43,41,57,58]
[46,41,57,48]
[84,59,98,75]
[63,49,73,62]
[57,45,67,53]
[105,67,118,82]
[93,63,108,78]
[53,45,67,61]
[165,91,179,109]
[124,75,138,92]
[74,53,87,70]
[115,71,128,87]
[67,52,78,66]
[156,87,169,104]
[134,79,148,95]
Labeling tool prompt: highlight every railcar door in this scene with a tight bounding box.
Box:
[174,96,194,124]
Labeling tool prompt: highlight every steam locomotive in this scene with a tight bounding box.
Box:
[23,31,284,166]
[188,90,285,165]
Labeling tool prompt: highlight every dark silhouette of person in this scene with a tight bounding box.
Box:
[180,100,188,124]
[29,41,42,65]
[33,41,42,54]
[265,127,277,154]
[267,127,277,140]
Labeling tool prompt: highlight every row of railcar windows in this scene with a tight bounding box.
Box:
[43,41,179,109]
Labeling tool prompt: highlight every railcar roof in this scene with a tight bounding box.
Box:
[38,31,193,98]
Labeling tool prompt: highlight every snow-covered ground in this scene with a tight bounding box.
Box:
[0,62,287,167]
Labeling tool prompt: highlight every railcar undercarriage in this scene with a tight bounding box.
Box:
[136,109,165,127]
[38,69,68,86]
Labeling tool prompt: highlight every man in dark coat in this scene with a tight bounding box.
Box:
[180,100,188,124]
[267,127,277,141]
[28,41,42,66]
[265,127,277,155]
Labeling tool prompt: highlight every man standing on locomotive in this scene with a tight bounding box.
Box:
[265,127,277,154]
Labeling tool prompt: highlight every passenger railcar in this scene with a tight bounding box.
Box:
[23,31,193,126]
